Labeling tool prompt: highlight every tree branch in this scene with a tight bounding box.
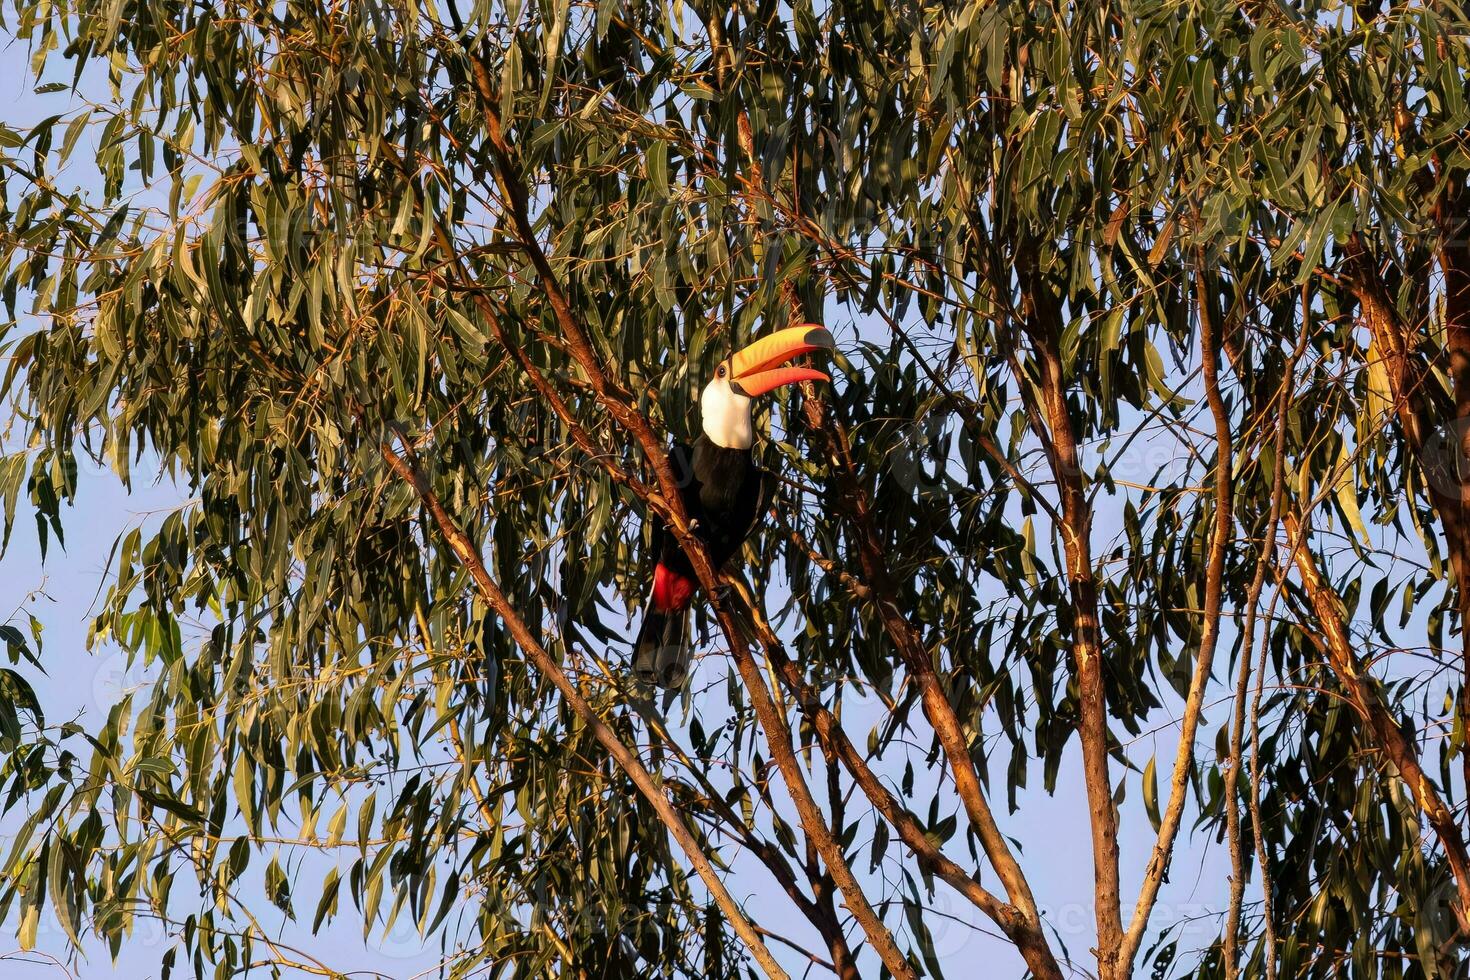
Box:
[461,51,917,978]
[1284,508,1470,932]
[721,575,1065,978]
[1340,242,1470,931]
[1119,259,1235,973]
[379,441,790,980]
[1016,265,1124,977]
[1218,297,1306,980]
[683,11,1058,973]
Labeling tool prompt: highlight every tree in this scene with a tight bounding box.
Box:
[2,0,1469,976]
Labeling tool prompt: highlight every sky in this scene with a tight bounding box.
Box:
[0,24,1251,980]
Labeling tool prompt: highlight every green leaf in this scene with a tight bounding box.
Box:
[1143,755,1160,833]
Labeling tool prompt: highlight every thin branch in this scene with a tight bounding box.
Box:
[1119,258,1236,972]
[458,50,916,978]
[1219,285,1308,980]
[1016,263,1124,978]
[721,575,1063,977]
[1339,243,1470,931]
[379,441,790,980]
[685,11,1059,975]
[1284,507,1470,933]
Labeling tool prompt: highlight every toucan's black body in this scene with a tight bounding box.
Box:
[628,322,835,687]
[632,435,773,687]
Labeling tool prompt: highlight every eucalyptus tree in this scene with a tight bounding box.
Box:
[2,0,1470,978]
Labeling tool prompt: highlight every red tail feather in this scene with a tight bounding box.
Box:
[652,563,695,611]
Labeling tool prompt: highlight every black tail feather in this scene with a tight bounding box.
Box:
[633,606,691,688]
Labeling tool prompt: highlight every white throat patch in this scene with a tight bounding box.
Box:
[700,377,754,449]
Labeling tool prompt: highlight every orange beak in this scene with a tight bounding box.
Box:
[727,324,835,397]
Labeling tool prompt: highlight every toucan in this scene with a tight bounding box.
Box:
[632,324,837,687]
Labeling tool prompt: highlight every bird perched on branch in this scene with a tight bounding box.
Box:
[633,324,836,688]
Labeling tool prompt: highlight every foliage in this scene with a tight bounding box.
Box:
[1,0,1469,977]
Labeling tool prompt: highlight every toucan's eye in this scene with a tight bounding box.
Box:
[717,364,726,378]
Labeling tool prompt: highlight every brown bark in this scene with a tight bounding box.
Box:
[713,571,1062,975]
[970,50,1124,962]
[1437,186,1470,829]
[615,683,861,980]
[1285,509,1470,924]
[460,54,918,979]
[711,4,1055,959]
[1119,264,1235,974]
[759,626,1063,977]
[1340,242,1470,930]
[718,620,918,980]
[1218,298,1307,980]
[380,444,790,980]
[1017,271,1124,978]
[798,395,1054,936]
[667,777,859,980]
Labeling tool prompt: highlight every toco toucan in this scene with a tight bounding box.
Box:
[632,324,836,687]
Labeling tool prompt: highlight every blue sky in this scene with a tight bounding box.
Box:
[0,27,1256,980]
